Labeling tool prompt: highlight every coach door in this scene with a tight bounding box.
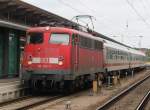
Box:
[72,34,79,72]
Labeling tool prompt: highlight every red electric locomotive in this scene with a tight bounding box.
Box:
[22,26,104,91]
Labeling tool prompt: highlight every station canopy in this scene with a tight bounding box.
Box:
[0,0,76,30]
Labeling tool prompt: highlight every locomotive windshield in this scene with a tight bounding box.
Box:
[50,33,69,45]
[27,33,43,44]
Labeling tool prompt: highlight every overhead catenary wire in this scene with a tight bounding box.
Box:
[77,0,101,16]
[57,0,84,14]
[143,0,150,17]
[58,0,127,35]
[57,0,148,43]
[57,0,116,32]
[126,0,150,28]
[77,0,127,31]
[139,0,150,18]
[57,0,137,46]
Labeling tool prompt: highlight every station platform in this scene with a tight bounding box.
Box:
[0,78,28,103]
[0,78,20,84]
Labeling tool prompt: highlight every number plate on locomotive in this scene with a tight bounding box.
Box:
[32,58,41,63]
[49,58,58,64]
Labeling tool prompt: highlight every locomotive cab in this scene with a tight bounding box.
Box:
[25,32,70,68]
[22,26,104,92]
[22,27,72,90]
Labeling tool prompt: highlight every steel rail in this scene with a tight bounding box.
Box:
[96,73,150,110]
[0,82,90,109]
[136,90,150,110]
[15,95,62,110]
[0,95,33,107]
[14,86,90,110]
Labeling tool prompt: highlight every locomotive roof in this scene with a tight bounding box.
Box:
[28,26,104,42]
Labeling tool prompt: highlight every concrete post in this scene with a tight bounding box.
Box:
[113,75,118,85]
[97,74,102,92]
[125,72,128,79]
[98,80,102,92]
[118,71,121,78]
[93,80,98,95]
[132,70,134,77]
[117,71,121,85]
[108,76,111,86]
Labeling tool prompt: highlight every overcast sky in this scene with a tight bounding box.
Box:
[22,0,150,48]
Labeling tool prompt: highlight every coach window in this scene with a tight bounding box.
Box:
[109,49,112,59]
[107,48,110,59]
[127,55,129,61]
[130,55,132,61]
[50,33,70,45]
[106,48,109,59]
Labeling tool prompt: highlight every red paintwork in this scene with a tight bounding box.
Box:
[23,27,72,70]
[78,48,103,73]
[22,27,104,76]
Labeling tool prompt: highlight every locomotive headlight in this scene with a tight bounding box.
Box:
[28,61,32,65]
[58,61,63,65]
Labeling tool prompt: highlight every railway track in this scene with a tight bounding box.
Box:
[96,73,150,110]
[0,95,32,107]
[0,95,62,110]
[136,90,150,110]
[0,84,90,110]
[0,88,91,110]
[0,72,149,110]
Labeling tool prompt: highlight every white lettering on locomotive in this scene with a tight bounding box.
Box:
[49,58,59,64]
[32,57,40,63]
[32,57,59,64]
